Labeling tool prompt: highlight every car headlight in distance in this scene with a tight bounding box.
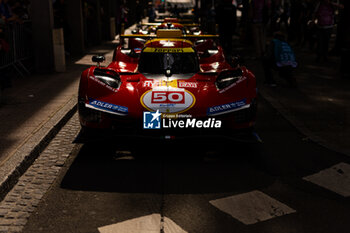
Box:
[93,68,121,89]
[215,69,243,90]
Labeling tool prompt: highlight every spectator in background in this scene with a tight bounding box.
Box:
[231,0,238,35]
[303,0,318,51]
[10,0,29,20]
[207,3,216,34]
[216,0,236,59]
[0,0,20,23]
[135,0,142,24]
[120,2,128,26]
[202,2,216,34]
[340,1,349,77]
[0,11,10,95]
[297,0,313,48]
[248,0,271,59]
[0,11,8,53]
[147,2,156,23]
[239,0,251,44]
[289,0,303,43]
[171,4,180,17]
[263,31,298,87]
[0,9,4,24]
[312,0,343,62]
[330,0,344,55]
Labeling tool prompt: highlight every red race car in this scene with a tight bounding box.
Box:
[78,29,257,141]
[129,18,202,50]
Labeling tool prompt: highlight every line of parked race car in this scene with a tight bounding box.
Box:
[78,17,257,142]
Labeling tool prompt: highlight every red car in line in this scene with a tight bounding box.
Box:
[78,29,257,141]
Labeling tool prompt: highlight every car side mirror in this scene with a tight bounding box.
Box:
[92,55,105,67]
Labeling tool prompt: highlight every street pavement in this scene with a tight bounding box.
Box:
[0,23,349,232]
[245,43,350,156]
[18,97,350,233]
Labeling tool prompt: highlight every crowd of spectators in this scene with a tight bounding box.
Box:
[0,0,30,24]
[0,0,30,54]
[212,0,345,58]
[205,0,347,86]
[0,0,30,95]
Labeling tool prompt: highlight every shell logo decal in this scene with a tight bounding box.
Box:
[141,86,196,114]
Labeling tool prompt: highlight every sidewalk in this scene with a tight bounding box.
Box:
[245,44,350,156]
[0,41,116,163]
[0,21,143,199]
[0,37,118,199]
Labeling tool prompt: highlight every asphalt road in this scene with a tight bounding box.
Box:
[21,97,350,233]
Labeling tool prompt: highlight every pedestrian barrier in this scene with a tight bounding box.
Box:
[0,21,33,77]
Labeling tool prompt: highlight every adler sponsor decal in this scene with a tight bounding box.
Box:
[207,99,250,116]
[86,98,128,116]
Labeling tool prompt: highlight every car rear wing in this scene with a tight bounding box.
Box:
[121,28,218,39]
[120,33,219,39]
[140,23,199,27]
[119,33,219,47]
[154,18,194,23]
[120,29,219,49]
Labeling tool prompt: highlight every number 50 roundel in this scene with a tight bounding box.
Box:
[141,87,196,113]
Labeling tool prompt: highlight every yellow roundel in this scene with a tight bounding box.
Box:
[140,87,196,114]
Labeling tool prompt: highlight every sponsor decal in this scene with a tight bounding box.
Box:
[207,99,250,116]
[143,80,178,88]
[87,99,128,115]
[89,76,119,92]
[141,86,195,114]
[143,47,194,53]
[143,80,198,88]
[162,118,221,129]
[178,81,198,88]
[143,110,161,129]
[143,110,221,129]
[162,113,192,119]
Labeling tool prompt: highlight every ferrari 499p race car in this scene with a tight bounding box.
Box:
[78,28,257,141]
[128,18,202,51]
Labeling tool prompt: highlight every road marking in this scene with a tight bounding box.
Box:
[303,162,350,197]
[209,190,296,225]
[98,214,187,233]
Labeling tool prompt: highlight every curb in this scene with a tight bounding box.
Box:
[258,89,350,157]
[0,97,77,201]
